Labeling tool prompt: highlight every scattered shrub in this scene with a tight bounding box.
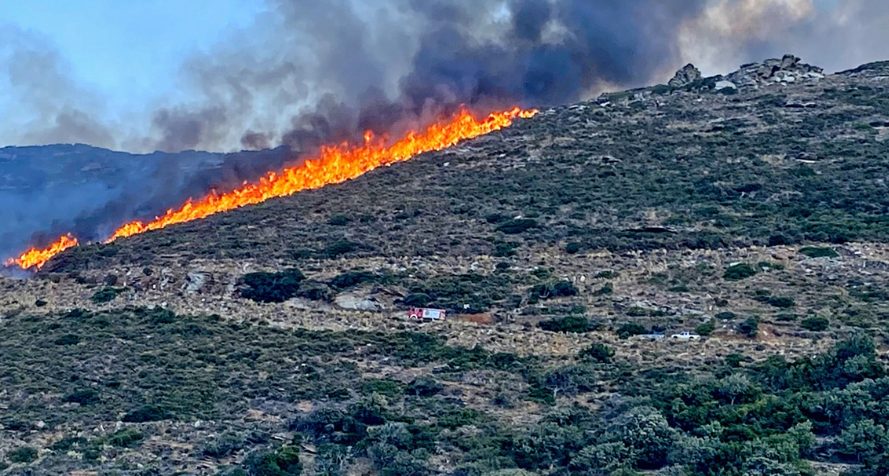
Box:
[327,214,351,226]
[738,317,760,338]
[724,263,758,281]
[240,269,305,303]
[202,432,245,458]
[695,320,716,336]
[322,239,361,258]
[496,218,539,234]
[54,333,81,345]
[244,445,302,476]
[716,311,737,320]
[107,428,144,448]
[594,282,614,295]
[800,316,829,332]
[330,270,376,289]
[295,281,334,302]
[7,446,38,464]
[616,322,647,339]
[63,389,100,405]
[579,343,614,363]
[402,293,431,307]
[91,287,124,304]
[406,377,443,397]
[529,280,579,300]
[493,241,518,257]
[539,315,594,333]
[760,295,795,308]
[799,246,839,258]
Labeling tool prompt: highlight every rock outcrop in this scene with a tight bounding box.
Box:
[668,63,702,88]
[724,54,824,89]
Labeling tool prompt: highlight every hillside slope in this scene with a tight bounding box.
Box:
[52,58,889,270]
[1,57,888,475]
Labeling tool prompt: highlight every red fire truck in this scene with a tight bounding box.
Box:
[407,307,447,321]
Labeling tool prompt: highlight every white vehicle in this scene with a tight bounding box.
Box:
[670,331,701,340]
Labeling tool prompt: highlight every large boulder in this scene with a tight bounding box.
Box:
[668,63,702,88]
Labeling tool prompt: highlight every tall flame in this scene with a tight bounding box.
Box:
[5,106,537,271]
[6,234,79,270]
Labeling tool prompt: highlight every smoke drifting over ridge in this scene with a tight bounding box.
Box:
[4,0,889,153]
[145,0,707,154]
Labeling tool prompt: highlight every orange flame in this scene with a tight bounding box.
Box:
[5,106,537,271]
[5,233,79,270]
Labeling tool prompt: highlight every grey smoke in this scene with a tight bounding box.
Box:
[149,0,711,153]
[0,27,116,149]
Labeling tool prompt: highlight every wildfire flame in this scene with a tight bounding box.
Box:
[5,234,79,270]
[5,106,537,271]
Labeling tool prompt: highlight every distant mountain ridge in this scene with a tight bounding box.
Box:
[0,143,294,259]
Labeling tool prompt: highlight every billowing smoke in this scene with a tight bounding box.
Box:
[2,0,889,260]
[145,0,709,153]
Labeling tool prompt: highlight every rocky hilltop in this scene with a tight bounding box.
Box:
[0,57,888,475]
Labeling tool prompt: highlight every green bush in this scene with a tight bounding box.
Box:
[738,317,760,338]
[496,218,539,234]
[295,281,334,302]
[616,322,647,339]
[695,320,716,336]
[539,315,594,333]
[107,428,144,448]
[799,246,839,258]
[91,287,124,304]
[7,446,38,463]
[330,270,377,289]
[402,293,431,307]
[579,343,614,363]
[565,242,582,254]
[203,432,245,458]
[800,316,829,332]
[240,269,305,303]
[724,263,758,281]
[54,334,81,345]
[760,295,795,308]
[327,214,351,226]
[322,239,362,258]
[244,445,302,476]
[63,389,100,405]
[529,280,579,300]
[406,377,443,397]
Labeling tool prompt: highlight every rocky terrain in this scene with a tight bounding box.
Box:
[1,56,888,475]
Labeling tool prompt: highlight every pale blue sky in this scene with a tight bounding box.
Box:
[1,0,264,111]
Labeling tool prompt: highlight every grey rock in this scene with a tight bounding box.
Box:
[668,64,702,88]
[335,293,382,311]
[184,272,207,294]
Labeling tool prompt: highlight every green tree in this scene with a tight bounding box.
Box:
[838,419,889,464]
[608,406,676,469]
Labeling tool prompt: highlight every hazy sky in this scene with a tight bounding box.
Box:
[1,0,887,152]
